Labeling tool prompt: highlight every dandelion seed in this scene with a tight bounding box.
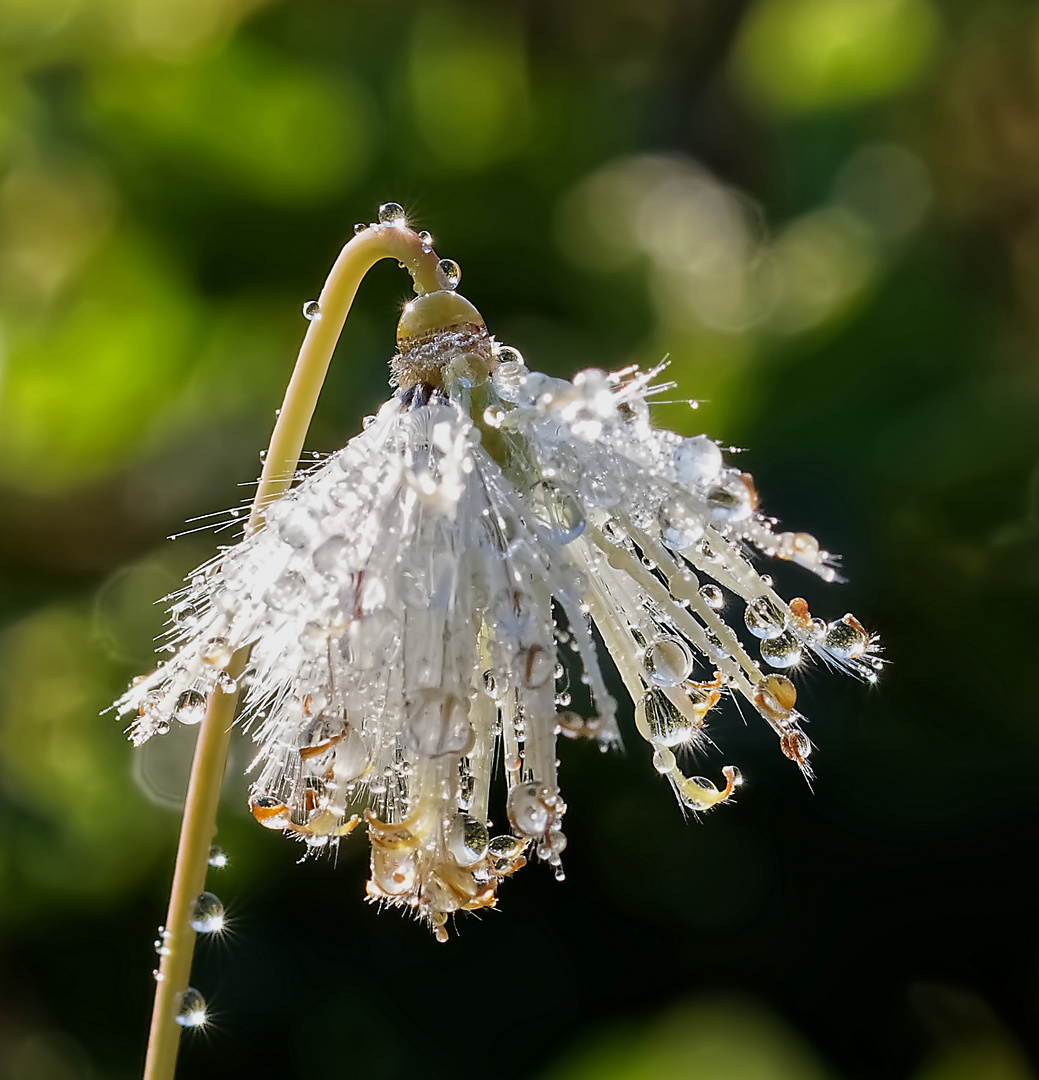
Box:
[117,219,880,943]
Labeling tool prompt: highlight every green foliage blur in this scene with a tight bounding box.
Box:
[0,0,1037,1077]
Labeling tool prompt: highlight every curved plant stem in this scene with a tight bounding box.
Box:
[142,223,442,1080]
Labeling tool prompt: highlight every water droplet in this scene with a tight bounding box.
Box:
[657,495,704,550]
[488,835,526,861]
[519,643,555,689]
[303,300,321,321]
[642,638,693,687]
[312,535,352,578]
[402,690,474,758]
[354,222,368,235]
[507,783,551,838]
[760,631,803,669]
[532,481,585,545]
[823,616,869,659]
[208,845,228,868]
[216,670,237,694]
[744,597,785,640]
[250,795,291,830]
[447,813,490,867]
[436,258,461,290]
[378,202,406,226]
[673,435,722,487]
[417,229,433,251]
[264,570,305,611]
[699,584,725,610]
[482,404,505,429]
[200,637,232,668]
[491,360,527,403]
[495,344,524,367]
[189,891,225,933]
[332,725,368,783]
[639,688,698,746]
[174,689,206,726]
[482,670,499,698]
[754,674,797,721]
[705,473,754,522]
[171,601,198,628]
[175,987,207,1028]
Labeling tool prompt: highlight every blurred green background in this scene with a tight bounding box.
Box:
[1,0,1037,1077]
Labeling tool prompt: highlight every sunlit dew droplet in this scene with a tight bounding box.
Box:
[673,435,722,487]
[175,987,207,1028]
[265,570,305,611]
[699,584,725,610]
[482,670,499,698]
[378,201,406,227]
[507,783,550,838]
[657,495,704,550]
[354,222,368,235]
[643,637,694,687]
[495,344,525,367]
[418,229,433,251]
[189,891,225,933]
[824,617,869,659]
[532,481,585,545]
[303,300,322,321]
[744,596,785,640]
[207,845,228,868]
[174,689,206,726]
[640,688,697,746]
[491,360,527,403]
[436,258,461,290]
[447,813,490,867]
[201,637,232,668]
[760,631,803,669]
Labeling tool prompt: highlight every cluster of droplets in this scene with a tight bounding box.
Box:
[117,215,879,940]
[153,846,229,1029]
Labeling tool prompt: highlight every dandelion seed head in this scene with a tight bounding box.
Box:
[116,272,881,940]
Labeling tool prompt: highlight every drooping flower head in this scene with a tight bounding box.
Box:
[117,209,880,941]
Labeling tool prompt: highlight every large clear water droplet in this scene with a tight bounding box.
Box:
[532,481,585,545]
[378,202,406,226]
[401,690,474,758]
[760,631,803,669]
[303,300,322,321]
[699,584,724,610]
[640,688,697,746]
[175,987,207,1028]
[744,596,785,639]
[200,637,232,668]
[265,571,305,611]
[658,495,704,550]
[642,638,693,687]
[436,258,461,290]
[673,435,722,487]
[174,689,206,726]
[447,813,490,867]
[496,344,524,367]
[189,891,225,933]
[492,360,527,403]
[507,783,551,838]
[823,617,869,659]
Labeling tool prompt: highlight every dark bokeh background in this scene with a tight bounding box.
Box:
[1,0,1038,1077]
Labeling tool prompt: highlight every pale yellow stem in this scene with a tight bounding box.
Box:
[143,222,442,1080]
